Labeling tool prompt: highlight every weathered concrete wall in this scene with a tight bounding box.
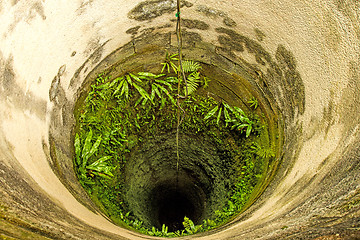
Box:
[0,0,359,239]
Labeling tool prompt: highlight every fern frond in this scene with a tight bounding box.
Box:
[185,72,201,95]
[182,60,201,73]
[248,97,258,109]
[185,80,199,95]
[203,76,210,88]
[183,217,193,233]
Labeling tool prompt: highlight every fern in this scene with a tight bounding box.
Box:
[204,103,232,126]
[86,156,114,179]
[113,73,149,100]
[251,143,275,158]
[75,130,114,184]
[182,60,201,73]
[227,106,254,137]
[183,217,202,234]
[81,129,102,168]
[185,72,201,95]
[204,105,218,120]
[202,219,216,230]
[161,52,178,73]
[131,72,176,107]
[248,97,258,109]
[203,76,211,88]
[203,102,255,136]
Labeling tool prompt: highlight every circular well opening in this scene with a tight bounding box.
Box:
[71,31,281,236]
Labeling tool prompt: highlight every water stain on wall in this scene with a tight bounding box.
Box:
[49,65,66,102]
[340,60,360,134]
[0,52,47,121]
[213,27,305,120]
[83,38,105,64]
[255,28,266,42]
[7,1,46,35]
[29,2,46,21]
[76,0,95,15]
[321,91,336,136]
[170,18,210,30]
[335,0,360,40]
[274,45,305,117]
[323,13,342,52]
[126,26,141,36]
[69,40,109,89]
[216,27,271,65]
[11,0,20,6]
[196,5,237,27]
[128,0,193,21]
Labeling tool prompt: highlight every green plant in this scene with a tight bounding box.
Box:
[204,101,257,137]
[75,130,115,185]
[182,60,201,73]
[113,73,149,100]
[248,97,258,109]
[75,53,267,237]
[204,102,232,126]
[251,143,275,158]
[186,71,201,95]
[227,106,255,138]
[161,52,179,73]
[135,72,176,106]
[147,224,179,237]
[95,72,111,84]
[203,76,211,89]
[183,217,202,235]
[181,60,202,95]
[202,219,216,230]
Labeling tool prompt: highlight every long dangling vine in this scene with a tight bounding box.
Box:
[175,0,188,173]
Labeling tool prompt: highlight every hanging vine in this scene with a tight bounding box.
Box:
[175,0,188,173]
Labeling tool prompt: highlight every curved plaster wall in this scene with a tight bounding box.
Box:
[0,0,359,239]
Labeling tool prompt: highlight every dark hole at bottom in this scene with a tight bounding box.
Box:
[157,189,196,232]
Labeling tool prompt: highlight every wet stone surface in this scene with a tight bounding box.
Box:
[124,133,230,230]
